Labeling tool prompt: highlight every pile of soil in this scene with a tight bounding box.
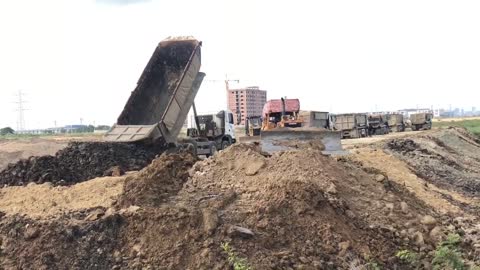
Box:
[0,136,478,269]
[0,141,165,186]
[119,151,196,207]
[386,128,480,195]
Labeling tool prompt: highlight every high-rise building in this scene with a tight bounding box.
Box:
[227,86,267,125]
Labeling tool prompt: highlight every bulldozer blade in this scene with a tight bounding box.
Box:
[260,128,346,155]
[238,135,261,144]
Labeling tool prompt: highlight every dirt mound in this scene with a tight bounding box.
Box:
[121,146,469,268]
[386,128,480,195]
[119,151,196,207]
[0,141,165,187]
[0,141,478,269]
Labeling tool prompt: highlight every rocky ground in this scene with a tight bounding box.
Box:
[0,128,478,269]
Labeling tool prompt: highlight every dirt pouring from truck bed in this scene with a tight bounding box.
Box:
[0,141,165,187]
[0,128,478,269]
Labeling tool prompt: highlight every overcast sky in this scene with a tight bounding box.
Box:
[0,0,479,129]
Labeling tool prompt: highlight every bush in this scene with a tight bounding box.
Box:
[0,127,14,135]
[432,234,465,270]
[396,249,420,269]
[221,242,252,270]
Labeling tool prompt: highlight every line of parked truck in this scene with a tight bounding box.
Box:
[315,111,433,139]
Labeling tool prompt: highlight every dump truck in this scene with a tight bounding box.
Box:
[104,37,227,156]
[368,114,389,135]
[186,109,236,156]
[259,98,343,155]
[300,111,331,129]
[332,113,369,139]
[387,113,406,132]
[410,112,433,131]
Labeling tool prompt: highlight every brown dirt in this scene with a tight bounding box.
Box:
[0,128,478,269]
[386,128,480,196]
[0,174,128,219]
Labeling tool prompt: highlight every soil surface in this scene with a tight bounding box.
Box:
[0,128,478,269]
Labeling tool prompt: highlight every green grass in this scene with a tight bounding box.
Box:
[433,119,480,137]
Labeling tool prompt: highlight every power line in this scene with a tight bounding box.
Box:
[14,90,27,131]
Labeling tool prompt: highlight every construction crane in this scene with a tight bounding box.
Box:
[205,77,241,122]
[205,77,240,91]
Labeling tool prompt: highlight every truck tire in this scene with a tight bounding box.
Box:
[206,144,217,158]
[221,140,231,150]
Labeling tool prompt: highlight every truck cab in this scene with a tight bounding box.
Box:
[187,110,236,156]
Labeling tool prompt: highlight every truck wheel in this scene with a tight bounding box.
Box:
[221,140,231,150]
[206,144,217,158]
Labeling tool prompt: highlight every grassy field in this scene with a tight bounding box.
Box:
[433,119,480,137]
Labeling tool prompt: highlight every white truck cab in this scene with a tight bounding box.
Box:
[186,109,236,156]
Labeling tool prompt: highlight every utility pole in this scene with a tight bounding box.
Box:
[14,90,27,131]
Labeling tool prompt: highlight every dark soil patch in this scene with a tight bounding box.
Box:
[0,141,165,187]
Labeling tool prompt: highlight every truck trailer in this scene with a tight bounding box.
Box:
[410,112,433,131]
[332,113,369,139]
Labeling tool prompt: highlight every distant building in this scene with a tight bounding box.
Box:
[227,86,267,125]
[397,108,432,118]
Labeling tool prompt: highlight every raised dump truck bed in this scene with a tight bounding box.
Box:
[105,37,202,144]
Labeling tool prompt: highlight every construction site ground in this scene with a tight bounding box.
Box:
[0,128,479,269]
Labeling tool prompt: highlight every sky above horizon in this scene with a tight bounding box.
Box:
[0,0,479,129]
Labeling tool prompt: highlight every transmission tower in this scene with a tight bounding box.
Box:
[14,90,27,131]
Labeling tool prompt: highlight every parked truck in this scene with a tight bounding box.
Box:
[104,37,231,157]
[186,109,236,156]
[410,112,433,131]
[387,113,406,132]
[368,114,389,135]
[299,111,331,129]
[332,113,369,139]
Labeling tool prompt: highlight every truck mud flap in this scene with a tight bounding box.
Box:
[260,128,346,156]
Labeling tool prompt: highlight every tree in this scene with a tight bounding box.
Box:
[95,125,111,131]
[0,127,15,135]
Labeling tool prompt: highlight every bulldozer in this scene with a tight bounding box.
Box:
[237,116,262,144]
[245,116,262,136]
[245,98,343,155]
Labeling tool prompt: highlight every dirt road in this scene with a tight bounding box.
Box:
[342,130,425,148]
